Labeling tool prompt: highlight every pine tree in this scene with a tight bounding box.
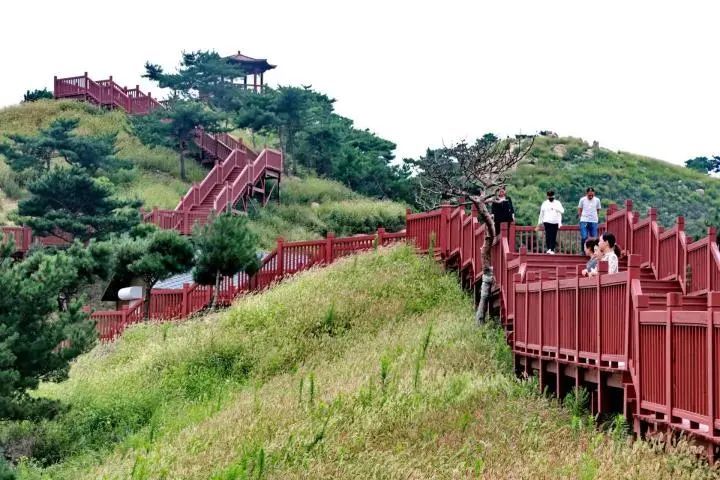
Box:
[0,240,97,421]
[0,118,128,176]
[193,213,260,308]
[114,230,195,318]
[17,167,140,242]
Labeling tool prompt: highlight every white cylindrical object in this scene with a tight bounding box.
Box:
[118,286,143,300]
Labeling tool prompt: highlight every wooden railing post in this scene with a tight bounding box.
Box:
[634,293,650,419]
[276,237,285,277]
[625,254,642,362]
[676,216,685,284]
[440,204,451,258]
[325,232,335,263]
[508,221,516,252]
[182,283,190,317]
[707,292,720,437]
[649,208,658,269]
[377,227,386,247]
[538,271,549,356]
[666,292,683,424]
[708,227,717,293]
[596,261,609,362]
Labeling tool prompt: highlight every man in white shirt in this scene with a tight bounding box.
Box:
[577,187,602,251]
[536,190,564,254]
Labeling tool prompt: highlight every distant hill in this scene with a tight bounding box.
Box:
[508,136,720,239]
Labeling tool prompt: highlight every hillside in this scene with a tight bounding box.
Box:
[0,100,406,245]
[7,247,713,479]
[0,99,207,221]
[509,136,720,238]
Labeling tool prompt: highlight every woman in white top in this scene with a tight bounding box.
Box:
[536,190,564,254]
[589,232,620,275]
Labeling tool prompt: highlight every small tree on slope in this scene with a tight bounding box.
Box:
[193,213,260,309]
[16,167,140,242]
[410,134,533,324]
[115,230,195,318]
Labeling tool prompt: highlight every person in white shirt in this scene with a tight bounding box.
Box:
[536,190,564,254]
[577,187,602,252]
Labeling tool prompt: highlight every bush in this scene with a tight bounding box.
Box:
[279,176,357,204]
[317,200,406,235]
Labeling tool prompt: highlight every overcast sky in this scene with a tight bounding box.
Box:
[2,0,718,164]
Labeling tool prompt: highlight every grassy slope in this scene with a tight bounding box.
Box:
[16,247,716,479]
[249,176,406,249]
[0,100,209,217]
[510,136,720,238]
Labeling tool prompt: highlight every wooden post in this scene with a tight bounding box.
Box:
[440,204,451,258]
[666,292,682,424]
[676,216,685,282]
[377,227,386,247]
[325,233,335,263]
[709,227,717,292]
[182,283,190,317]
[649,208,658,270]
[596,261,609,364]
[508,221,517,252]
[707,292,720,440]
[625,255,641,362]
[53,75,57,98]
[276,237,285,277]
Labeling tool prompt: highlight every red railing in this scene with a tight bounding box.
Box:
[1,226,72,256]
[54,74,162,115]
[90,228,406,341]
[91,300,144,341]
[401,200,720,456]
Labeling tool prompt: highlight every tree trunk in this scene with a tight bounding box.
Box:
[278,129,288,175]
[473,199,496,325]
[144,295,151,320]
[179,143,186,181]
[211,270,221,309]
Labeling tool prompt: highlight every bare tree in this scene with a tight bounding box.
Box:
[412,134,534,324]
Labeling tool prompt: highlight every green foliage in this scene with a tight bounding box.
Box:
[685,156,720,174]
[193,213,260,307]
[144,51,249,111]
[22,89,53,103]
[132,100,224,181]
[126,230,194,290]
[17,167,140,242]
[232,85,414,202]
[0,118,128,178]
[0,241,97,423]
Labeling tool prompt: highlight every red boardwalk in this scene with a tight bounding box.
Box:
[405,200,720,461]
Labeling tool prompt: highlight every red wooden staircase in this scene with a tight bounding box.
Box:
[54,73,163,114]
[143,129,282,234]
[53,73,283,234]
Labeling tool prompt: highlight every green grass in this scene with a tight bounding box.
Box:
[509,136,720,238]
[7,246,717,479]
[248,176,406,249]
[0,99,207,216]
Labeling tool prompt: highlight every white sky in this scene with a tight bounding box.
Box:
[2,0,718,164]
